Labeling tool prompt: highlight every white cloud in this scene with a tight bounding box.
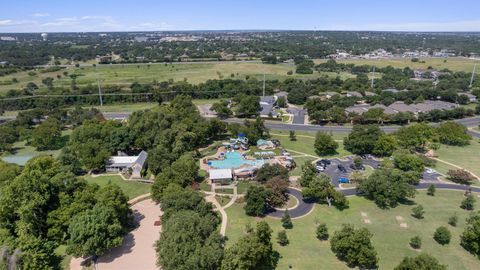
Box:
[324,20,480,32]
[32,13,50,17]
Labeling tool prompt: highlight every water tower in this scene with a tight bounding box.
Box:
[41,33,48,41]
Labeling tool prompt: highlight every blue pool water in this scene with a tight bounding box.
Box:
[209,151,264,169]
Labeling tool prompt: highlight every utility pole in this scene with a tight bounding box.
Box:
[262,72,266,97]
[470,63,477,88]
[371,66,376,89]
[95,66,103,106]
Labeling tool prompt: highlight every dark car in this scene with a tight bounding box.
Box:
[350,164,365,171]
[337,164,347,173]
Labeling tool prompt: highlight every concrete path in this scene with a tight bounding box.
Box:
[70,199,162,270]
[205,186,238,236]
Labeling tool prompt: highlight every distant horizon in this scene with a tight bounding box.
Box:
[2,0,480,33]
[2,29,480,34]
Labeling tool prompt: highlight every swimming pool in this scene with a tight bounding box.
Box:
[208,151,264,169]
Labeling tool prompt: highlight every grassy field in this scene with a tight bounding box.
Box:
[225,190,480,270]
[83,175,151,199]
[0,62,353,94]
[1,140,62,165]
[434,140,480,182]
[315,57,480,73]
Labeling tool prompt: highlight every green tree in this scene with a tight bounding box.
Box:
[393,151,425,173]
[211,100,233,119]
[330,224,378,269]
[358,168,416,208]
[314,132,338,155]
[289,130,296,141]
[316,223,329,240]
[433,226,451,245]
[298,161,317,187]
[0,161,21,186]
[461,194,476,210]
[344,125,384,155]
[30,117,62,150]
[277,230,289,246]
[436,121,471,146]
[409,236,422,249]
[67,205,125,258]
[277,96,287,108]
[373,134,398,156]
[17,236,58,270]
[412,205,425,219]
[281,210,293,229]
[427,184,436,196]
[235,95,261,117]
[221,221,276,270]
[302,174,349,209]
[460,211,480,258]
[395,123,435,152]
[156,210,223,270]
[394,253,446,270]
[244,186,269,216]
[255,163,289,183]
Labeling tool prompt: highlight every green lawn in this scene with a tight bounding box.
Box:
[0,62,353,94]
[315,57,479,73]
[225,190,480,270]
[83,175,151,199]
[236,181,260,194]
[434,140,480,184]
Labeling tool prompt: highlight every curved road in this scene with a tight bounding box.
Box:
[268,183,480,219]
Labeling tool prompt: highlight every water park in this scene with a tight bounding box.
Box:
[201,135,294,184]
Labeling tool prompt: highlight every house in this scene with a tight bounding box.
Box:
[410,100,457,113]
[388,101,419,113]
[274,91,288,99]
[346,91,363,98]
[371,104,397,114]
[364,91,377,97]
[106,151,148,179]
[345,104,371,115]
[209,169,233,184]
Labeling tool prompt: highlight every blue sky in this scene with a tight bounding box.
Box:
[1,0,480,32]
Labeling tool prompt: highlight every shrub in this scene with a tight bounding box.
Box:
[427,184,436,196]
[412,205,425,219]
[281,210,293,229]
[448,213,458,227]
[316,223,329,241]
[460,194,476,210]
[410,236,422,249]
[447,169,475,185]
[433,226,451,245]
[277,230,289,246]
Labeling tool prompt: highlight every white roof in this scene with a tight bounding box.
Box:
[209,169,232,180]
[110,156,138,164]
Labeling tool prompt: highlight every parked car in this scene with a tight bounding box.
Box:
[339,177,350,184]
[316,165,325,172]
[350,164,365,171]
[337,164,347,173]
[426,168,435,174]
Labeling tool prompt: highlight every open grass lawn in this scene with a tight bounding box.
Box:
[271,131,351,159]
[225,190,480,270]
[236,181,260,194]
[290,157,315,177]
[434,140,480,183]
[91,102,158,112]
[1,140,62,165]
[215,195,231,207]
[315,57,479,73]
[83,175,151,199]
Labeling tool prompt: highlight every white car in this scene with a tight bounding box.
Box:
[316,166,325,172]
[426,168,435,174]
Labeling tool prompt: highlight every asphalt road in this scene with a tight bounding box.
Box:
[224,116,480,137]
[267,188,314,219]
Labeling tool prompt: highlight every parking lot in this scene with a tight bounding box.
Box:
[316,157,441,187]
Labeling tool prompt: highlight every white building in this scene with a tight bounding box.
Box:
[106,151,148,179]
[209,169,233,184]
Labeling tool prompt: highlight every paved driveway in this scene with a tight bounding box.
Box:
[322,157,380,187]
[267,188,314,219]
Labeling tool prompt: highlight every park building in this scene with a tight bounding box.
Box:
[106,151,148,179]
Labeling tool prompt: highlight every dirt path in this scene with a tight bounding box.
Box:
[69,199,162,270]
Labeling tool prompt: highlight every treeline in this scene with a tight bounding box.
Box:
[3,31,480,67]
[0,156,133,269]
